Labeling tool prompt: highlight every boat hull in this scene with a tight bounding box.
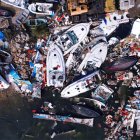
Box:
[47,44,65,87]
[102,56,138,72]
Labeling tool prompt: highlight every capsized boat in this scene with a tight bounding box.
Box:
[56,23,91,55]
[0,50,12,65]
[61,70,101,98]
[1,0,26,9]
[91,84,114,104]
[28,3,54,16]
[78,42,108,72]
[0,75,10,90]
[47,44,65,87]
[33,113,94,127]
[102,56,138,72]
[72,104,101,118]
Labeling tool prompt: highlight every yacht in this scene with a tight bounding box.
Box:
[47,44,65,87]
[56,23,91,55]
[78,42,108,72]
[61,71,101,98]
[28,3,54,16]
[1,0,26,9]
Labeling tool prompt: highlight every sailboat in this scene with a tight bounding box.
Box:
[47,44,65,87]
[56,23,91,55]
[61,71,101,98]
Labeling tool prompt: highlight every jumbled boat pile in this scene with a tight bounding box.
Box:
[0,11,140,138]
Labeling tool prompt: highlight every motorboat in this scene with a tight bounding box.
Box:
[0,75,10,90]
[100,11,129,36]
[101,56,138,72]
[28,3,54,16]
[47,44,65,87]
[0,50,12,65]
[61,70,101,98]
[131,18,140,39]
[56,23,91,55]
[1,0,26,9]
[91,84,114,104]
[77,42,108,72]
[25,18,47,27]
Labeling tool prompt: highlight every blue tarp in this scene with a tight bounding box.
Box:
[0,32,5,40]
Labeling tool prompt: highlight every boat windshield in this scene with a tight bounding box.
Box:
[66,31,78,45]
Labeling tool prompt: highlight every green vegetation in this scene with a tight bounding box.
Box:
[30,25,50,39]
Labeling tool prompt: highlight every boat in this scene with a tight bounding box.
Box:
[101,56,138,72]
[91,84,114,104]
[28,3,54,16]
[1,0,26,9]
[33,113,94,127]
[69,97,106,110]
[0,75,10,90]
[131,18,140,39]
[0,8,14,17]
[47,44,65,87]
[56,23,91,55]
[99,11,129,36]
[25,18,47,27]
[77,42,108,72]
[0,50,12,65]
[61,70,101,98]
[72,104,102,118]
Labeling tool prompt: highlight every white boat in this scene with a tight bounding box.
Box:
[56,23,91,55]
[1,0,26,9]
[0,75,10,90]
[100,11,129,36]
[47,44,65,87]
[131,18,140,39]
[28,3,54,16]
[77,42,108,72]
[61,71,101,98]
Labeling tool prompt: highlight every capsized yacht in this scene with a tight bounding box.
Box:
[78,42,108,72]
[28,3,54,16]
[61,70,101,98]
[47,44,65,87]
[56,23,91,55]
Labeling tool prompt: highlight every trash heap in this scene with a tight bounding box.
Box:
[0,2,140,139]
